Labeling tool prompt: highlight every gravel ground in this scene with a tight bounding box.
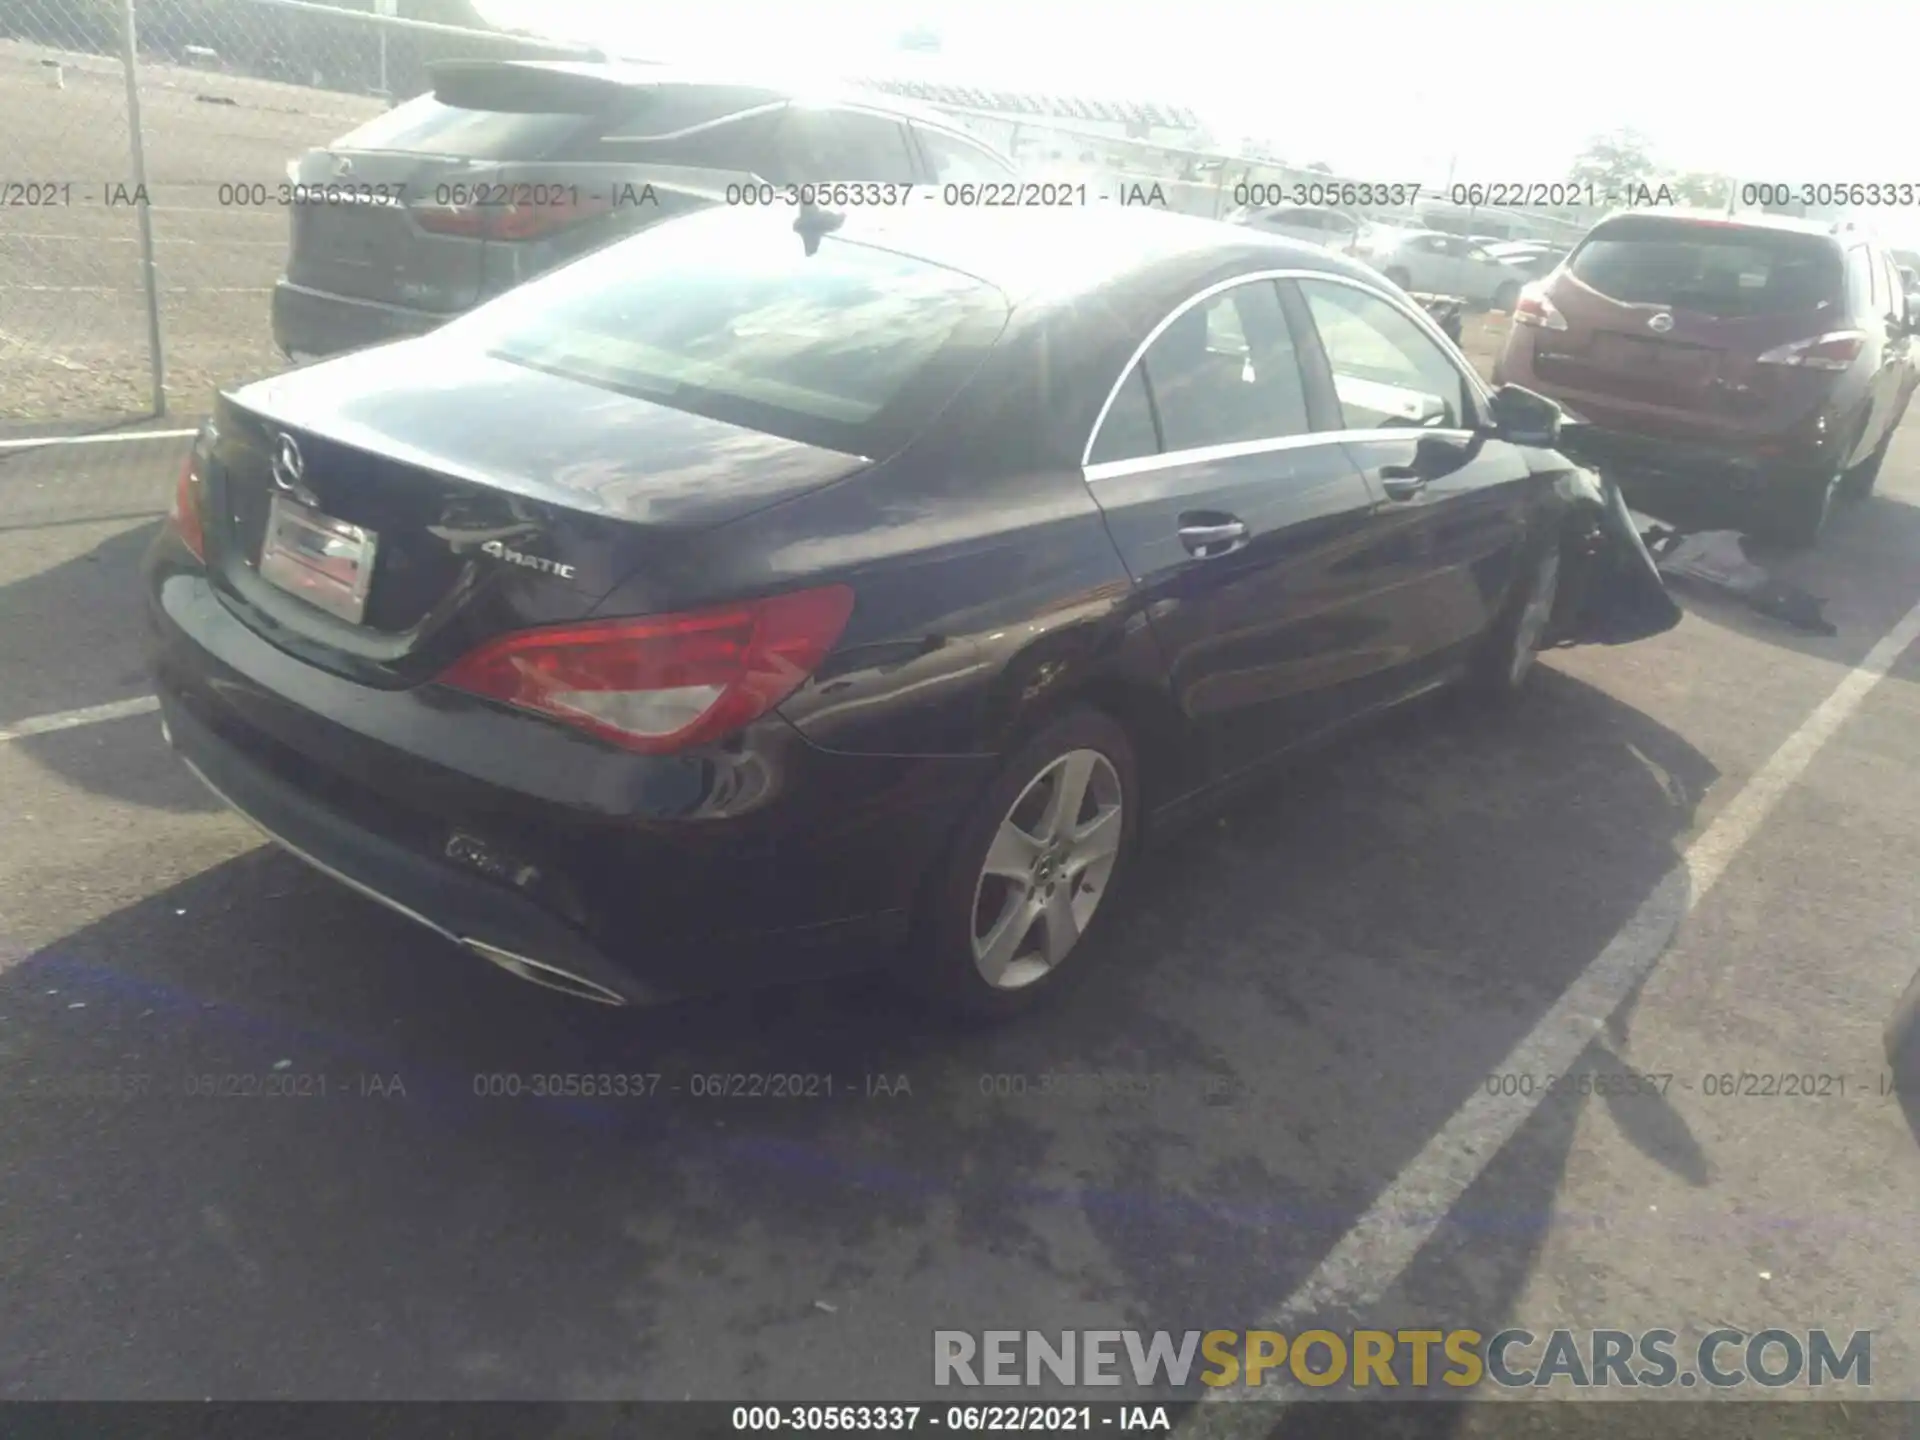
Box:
[0,39,382,423]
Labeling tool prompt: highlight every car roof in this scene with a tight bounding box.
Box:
[698,200,1376,309]
[1587,207,1846,241]
[437,60,987,138]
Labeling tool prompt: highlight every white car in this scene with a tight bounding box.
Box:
[1361,229,1533,309]
[1226,202,1362,256]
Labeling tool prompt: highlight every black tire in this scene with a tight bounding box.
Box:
[901,707,1140,1021]
[1466,541,1563,704]
[1763,467,1842,549]
[1492,281,1521,313]
[1383,267,1411,291]
[1887,969,1920,1102]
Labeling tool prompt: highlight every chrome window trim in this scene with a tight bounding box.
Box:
[1080,266,1487,472]
[1084,427,1478,484]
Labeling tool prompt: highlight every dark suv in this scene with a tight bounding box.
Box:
[1494,211,1919,546]
[271,61,1017,363]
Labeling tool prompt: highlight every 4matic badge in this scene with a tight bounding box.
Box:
[481,540,577,579]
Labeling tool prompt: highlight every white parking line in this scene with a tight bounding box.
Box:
[1201,591,1920,1407]
[0,696,159,744]
[0,429,196,451]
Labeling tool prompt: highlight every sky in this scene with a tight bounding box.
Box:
[473,0,1920,246]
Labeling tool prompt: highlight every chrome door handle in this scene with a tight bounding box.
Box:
[1178,520,1248,556]
[1379,473,1428,502]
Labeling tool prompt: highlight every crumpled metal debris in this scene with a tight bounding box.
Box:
[1646,528,1836,636]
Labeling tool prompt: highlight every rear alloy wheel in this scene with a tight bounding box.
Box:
[1469,543,1562,702]
[908,708,1138,1019]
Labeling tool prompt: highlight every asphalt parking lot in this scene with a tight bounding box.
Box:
[3,403,1918,1415]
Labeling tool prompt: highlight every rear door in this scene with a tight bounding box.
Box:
[1856,246,1911,458]
[1883,252,1920,416]
[1293,274,1535,685]
[1081,275,1400,778]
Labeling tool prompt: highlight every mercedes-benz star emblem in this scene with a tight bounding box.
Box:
[271,433,307,494]
[1648,312,1675,334]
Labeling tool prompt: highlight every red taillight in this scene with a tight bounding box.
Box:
[169,450,206,561]
[411,192,615,242]
[1756,331,1865,372]
[436,585,856,754]
[1512,283,1568,331]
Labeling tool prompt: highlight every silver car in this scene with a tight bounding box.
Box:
[1362,228,1532,309]
[1225,202,1361,256]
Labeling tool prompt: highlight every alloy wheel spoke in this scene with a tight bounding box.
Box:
[975,893,1036,986]
[1038,885,1081,966]
[982,820,1042,883]
[1037,751,1096,842]
[1065,806,1122,873]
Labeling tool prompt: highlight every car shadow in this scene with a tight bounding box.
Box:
[0,661,1719,1402]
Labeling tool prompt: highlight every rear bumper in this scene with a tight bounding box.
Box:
[270,280,454,362]
[146,547,991,1003]
[1496,336,1850,492]
[160,690,660,1005]
[1557,423,1827,493]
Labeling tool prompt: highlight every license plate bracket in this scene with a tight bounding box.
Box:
[259,492,379,625]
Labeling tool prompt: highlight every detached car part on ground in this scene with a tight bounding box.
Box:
[273,59,1018,362]
[151,203,1680,1020]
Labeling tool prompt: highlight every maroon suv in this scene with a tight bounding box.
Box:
[1494,211,1918,545]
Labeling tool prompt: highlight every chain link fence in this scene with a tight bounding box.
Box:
[1,0,1587,437]
[0,0,599,430]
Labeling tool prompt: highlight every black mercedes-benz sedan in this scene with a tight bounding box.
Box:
[146,200,1681,1018]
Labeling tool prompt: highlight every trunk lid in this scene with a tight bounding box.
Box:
[202,339,870,688]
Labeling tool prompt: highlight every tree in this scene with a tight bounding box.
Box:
[1569,128,1659,197]
[1666,171,1732,210]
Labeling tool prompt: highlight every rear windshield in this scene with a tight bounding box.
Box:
[331,94,586,160]
[1568,218,1843,318]
[1268,209,1354,233]
[444,209,1011,456]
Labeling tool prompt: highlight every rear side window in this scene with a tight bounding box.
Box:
[1882,256,1908,321]
[447,209,1010,456]
[1568,218,1843,318]
[1088,367,1158,464]
[1138,280,1311,451]
[770,107,918,184]
[915,126,1015,182]
[1298,279,1470,431]
[1842,246,1876,316]
[331,94,585,160]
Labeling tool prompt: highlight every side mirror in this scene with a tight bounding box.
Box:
[1487,383,1564,447]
